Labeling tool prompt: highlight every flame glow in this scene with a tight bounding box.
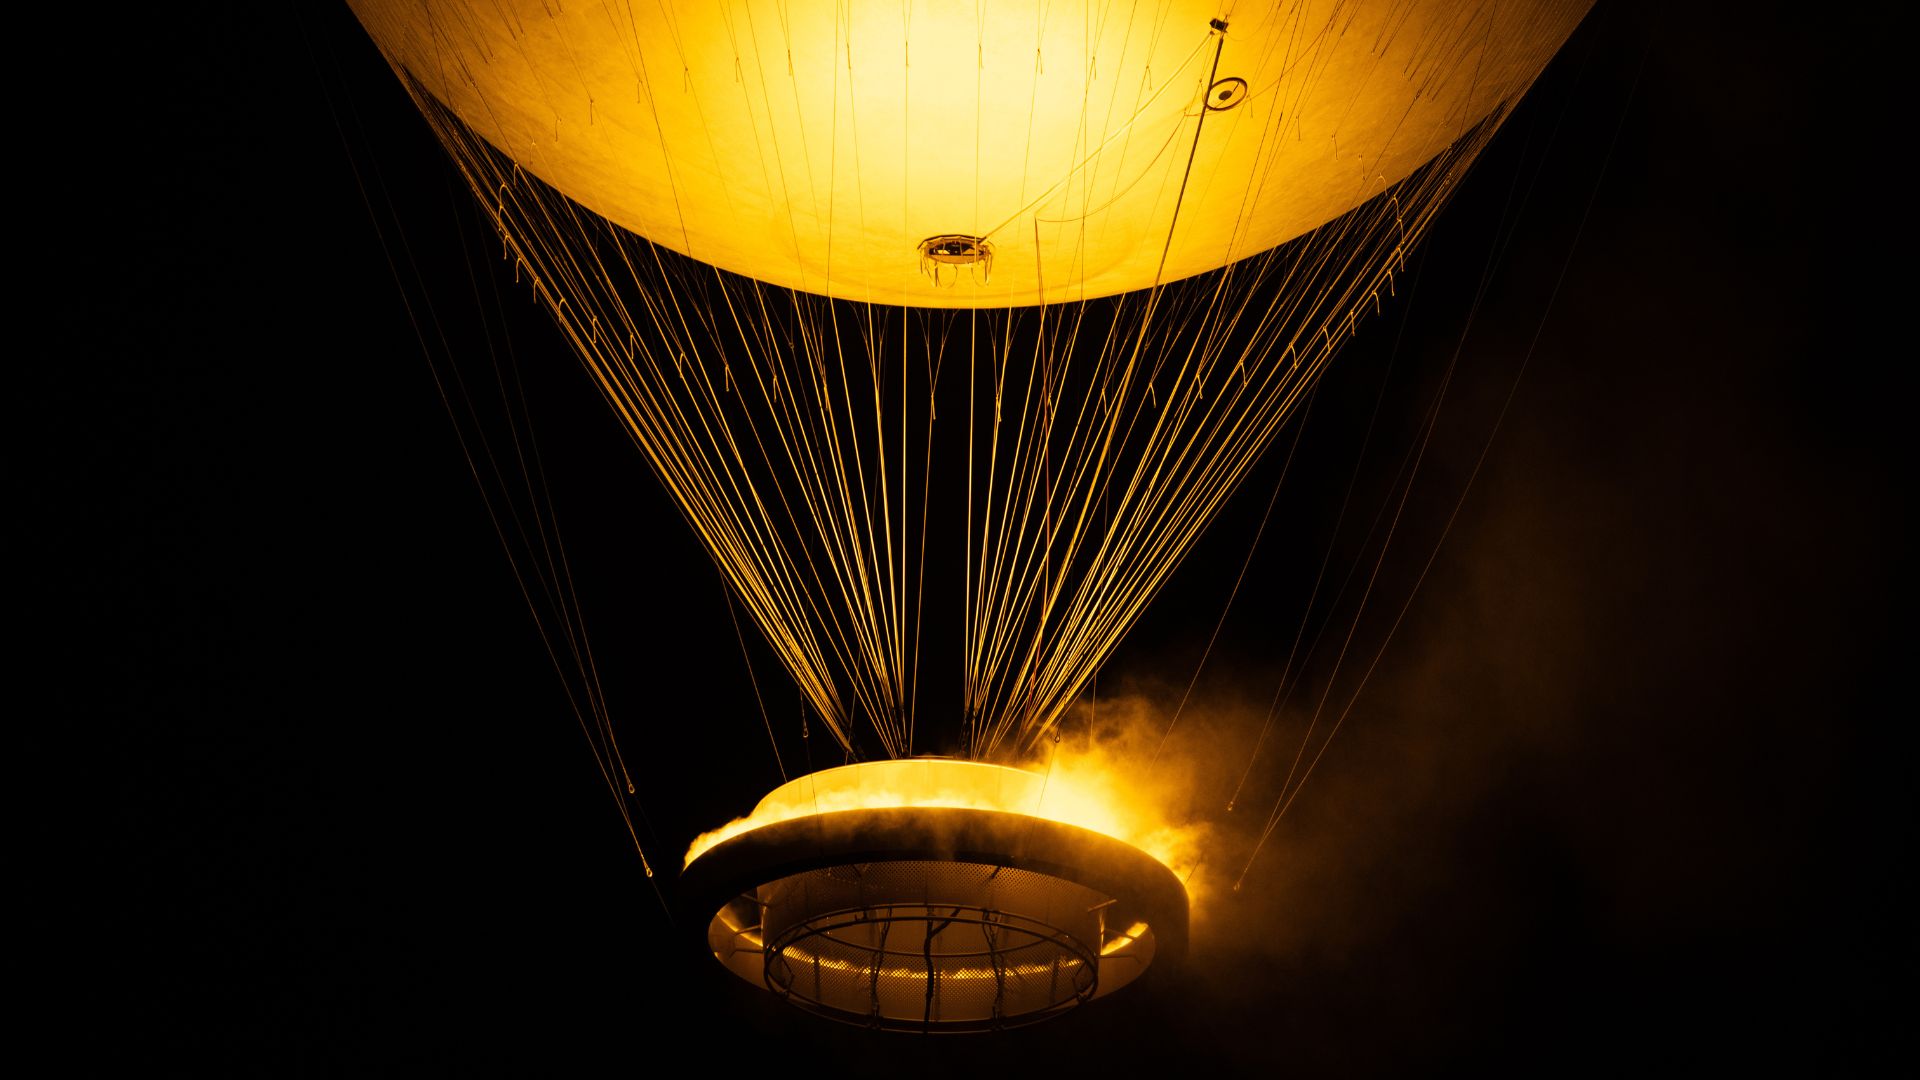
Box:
[1100,922,1152,957]
[683,758,1200,894]
[770,948,1092,984]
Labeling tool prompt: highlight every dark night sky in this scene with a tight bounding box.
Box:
[47,1,1904,1072]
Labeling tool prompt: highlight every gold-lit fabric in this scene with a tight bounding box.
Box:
[350,1,1588,306]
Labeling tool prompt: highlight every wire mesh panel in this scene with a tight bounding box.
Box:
[758,860,1109,1030]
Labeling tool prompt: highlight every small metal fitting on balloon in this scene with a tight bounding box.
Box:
[918,234,994,286]
[1206,77,1249,111]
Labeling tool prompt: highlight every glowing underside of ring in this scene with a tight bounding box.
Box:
[736,923,1152,983]
[705,866,1155,988]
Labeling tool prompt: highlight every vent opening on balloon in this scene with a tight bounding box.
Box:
[918,234,994,286]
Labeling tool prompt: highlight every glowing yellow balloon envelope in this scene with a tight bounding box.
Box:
[349,0,1590,307]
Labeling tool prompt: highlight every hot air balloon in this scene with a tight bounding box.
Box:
[347,0,1592,1031]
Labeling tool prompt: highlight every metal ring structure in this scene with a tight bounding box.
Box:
[681,760,1188,1033]
[916,234,995,285]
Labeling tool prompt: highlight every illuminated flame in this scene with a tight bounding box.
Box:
[683,758,1200,894]
[773,949,1090,984]
[1100,921,1151,957]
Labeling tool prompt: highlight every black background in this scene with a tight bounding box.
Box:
[48,1,1904,1072]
